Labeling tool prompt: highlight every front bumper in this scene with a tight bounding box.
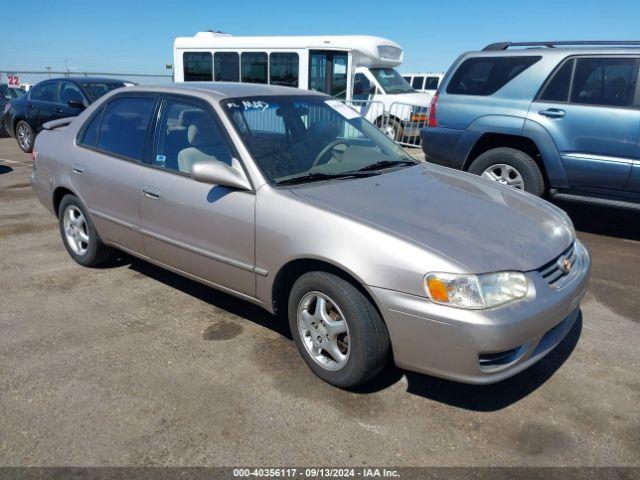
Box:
[370,240,591,384]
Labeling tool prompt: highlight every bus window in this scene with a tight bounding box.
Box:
[214,52,240,82]
[425,76,440,90]
[183,52,212,81]
[411,76,425,90]
[241,52,268,83]
[270,53,299,87]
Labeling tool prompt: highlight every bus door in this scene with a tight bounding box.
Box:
[309,51,349,99]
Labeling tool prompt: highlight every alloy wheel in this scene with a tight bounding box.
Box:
[297,291,351,371]
[17,123,32,151]
[63,205,90,256]
[481,163,525,190]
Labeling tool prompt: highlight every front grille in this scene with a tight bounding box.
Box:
[538,242,578,288]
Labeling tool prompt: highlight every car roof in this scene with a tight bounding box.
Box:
[36,77,129,84]
[120,82,329,100]
[465,47,640,58]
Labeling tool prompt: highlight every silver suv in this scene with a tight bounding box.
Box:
[31,83,590,388]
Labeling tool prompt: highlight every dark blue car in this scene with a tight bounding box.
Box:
[2,77,131,152]
[421,41,640,211]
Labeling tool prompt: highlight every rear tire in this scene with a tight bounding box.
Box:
[288,271,390,388]
[58,194,113,267]
[15,120,34,153]
[468,147,545,196]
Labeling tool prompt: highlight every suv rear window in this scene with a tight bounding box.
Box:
[447,56,541,96]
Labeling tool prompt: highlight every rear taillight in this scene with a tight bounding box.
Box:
[428,92,438,127]
[31,151,37,161]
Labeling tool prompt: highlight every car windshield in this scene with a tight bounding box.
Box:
[223,96,417,185]
[369,68,415,94]
[80,82,126,101]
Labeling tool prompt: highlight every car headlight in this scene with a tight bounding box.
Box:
[425,271,529,309]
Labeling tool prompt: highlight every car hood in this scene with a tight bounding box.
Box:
[290,164,574,273]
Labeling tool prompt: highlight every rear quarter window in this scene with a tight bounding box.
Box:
[446,56,541,96]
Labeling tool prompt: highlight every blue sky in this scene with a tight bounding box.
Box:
[2,0,639,79]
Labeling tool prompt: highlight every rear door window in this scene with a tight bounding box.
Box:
[570,57,639,107]
[97,97,156,161]
[447,56,541,95]
[538,59,575,102]
[411,76,425,89]
[30,81,59,103]
[79,107,104,147]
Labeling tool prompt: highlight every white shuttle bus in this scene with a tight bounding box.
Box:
[173,31,431,140]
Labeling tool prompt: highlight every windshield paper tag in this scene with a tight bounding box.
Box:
[325,100,361,120]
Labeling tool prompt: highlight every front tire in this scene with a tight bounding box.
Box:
[288,272,390,388]
[376,117,403,141]
[58,195,113,267]
[468,147,545,196]
[15,120,34,153]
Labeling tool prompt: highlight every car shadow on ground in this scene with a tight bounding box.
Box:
[553,200,640,242]
[114,254,291,339]
[111,253,581,412]
[0,165,13,175]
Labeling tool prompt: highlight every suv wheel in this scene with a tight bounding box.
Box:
[58,194,113,267]
[468,147,545,196]
[288,272,390,388]
[15,120,34,153]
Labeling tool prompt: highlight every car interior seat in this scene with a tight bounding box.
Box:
[178,116,232,174]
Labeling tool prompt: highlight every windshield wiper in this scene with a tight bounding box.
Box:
[275,171,379,186]
[355,159,417,172]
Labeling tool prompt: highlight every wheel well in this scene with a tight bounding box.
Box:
[52,187,75,217]
[374,114,403,126]
[271,259,381,319]
[465,133,547,182]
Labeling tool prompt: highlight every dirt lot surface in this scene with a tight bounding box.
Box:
[0,137,638,466]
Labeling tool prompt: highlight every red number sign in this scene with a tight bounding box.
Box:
[7,75,20,87]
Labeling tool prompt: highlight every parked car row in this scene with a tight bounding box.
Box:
[30,82,590,388]
[1,77,133,152]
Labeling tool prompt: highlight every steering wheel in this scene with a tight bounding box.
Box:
[313,139,350,167]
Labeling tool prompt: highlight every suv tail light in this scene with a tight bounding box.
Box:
[428,92,438,127]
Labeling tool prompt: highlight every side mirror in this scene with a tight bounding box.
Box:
[190,159,251,190]
[68,100,86,109]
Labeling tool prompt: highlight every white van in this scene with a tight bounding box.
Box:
[173,31,431,140]
[401,72,444,96]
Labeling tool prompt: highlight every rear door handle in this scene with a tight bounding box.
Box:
[539,108,565,118]
[142,186,161,200]
[71,165,84,174]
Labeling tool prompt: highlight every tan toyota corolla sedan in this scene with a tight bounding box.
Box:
[30,83,590,388]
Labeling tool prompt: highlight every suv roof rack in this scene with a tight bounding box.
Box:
[483,41,640,51]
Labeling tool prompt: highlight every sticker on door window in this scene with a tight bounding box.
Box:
[325,100,360,120]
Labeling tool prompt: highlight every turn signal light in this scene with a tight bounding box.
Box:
[426,277,449,303]
[411,113,428,122]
